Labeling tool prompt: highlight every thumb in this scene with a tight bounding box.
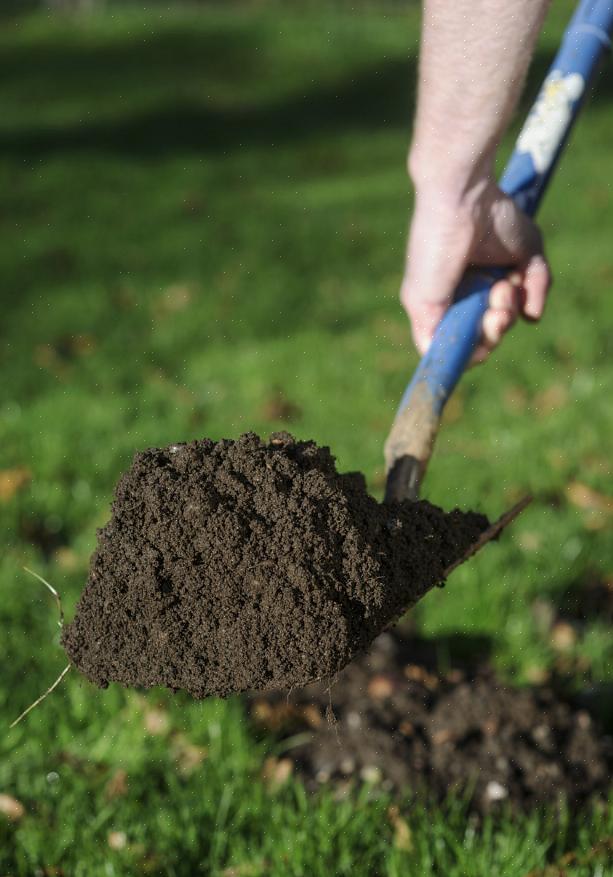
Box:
[400,278,448,355]
[401,214,472,354]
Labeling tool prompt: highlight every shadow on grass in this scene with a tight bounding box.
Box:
[385,627,494,672]
[1,63,413,159]
[0,21,611,160]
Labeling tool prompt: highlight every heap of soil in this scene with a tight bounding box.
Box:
[250,630,613,813]
[61,433,488,698]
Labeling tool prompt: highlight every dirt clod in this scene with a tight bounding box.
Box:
[61,433,487,698]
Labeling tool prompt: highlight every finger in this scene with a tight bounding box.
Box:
[489,279,521,318]
[482,306,517,349]
[470,344,492,365]
[470,307,516,366]
[521,254,551,321]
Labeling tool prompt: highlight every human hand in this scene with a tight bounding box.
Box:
[401,177,552,363]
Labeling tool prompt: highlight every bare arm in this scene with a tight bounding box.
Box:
[403,0,552,362]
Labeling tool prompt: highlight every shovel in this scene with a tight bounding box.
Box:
[385,0,613,520]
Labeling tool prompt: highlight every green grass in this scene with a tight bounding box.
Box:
[1,2,612,873]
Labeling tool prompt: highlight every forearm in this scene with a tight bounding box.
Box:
[409,0,551,200]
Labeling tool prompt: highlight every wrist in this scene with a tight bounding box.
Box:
[408,142,496,213]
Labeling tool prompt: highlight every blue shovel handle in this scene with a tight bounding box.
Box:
[385,0,613,503]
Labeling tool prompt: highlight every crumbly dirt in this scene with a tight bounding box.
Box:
[61,432,488,698]
[250,630,613,813]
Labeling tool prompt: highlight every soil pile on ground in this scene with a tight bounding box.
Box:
[250,630,613,813]
[61,433,488,698]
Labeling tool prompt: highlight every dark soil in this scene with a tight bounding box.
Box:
[250,630,613,813]
[61,432,488,698]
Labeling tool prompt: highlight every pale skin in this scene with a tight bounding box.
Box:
[404,0,552,363]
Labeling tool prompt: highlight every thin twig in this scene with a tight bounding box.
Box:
[23,566,65,628]
[441,495,532,580]
[9,664,72,729]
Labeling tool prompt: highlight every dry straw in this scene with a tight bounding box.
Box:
[9,568,72,729]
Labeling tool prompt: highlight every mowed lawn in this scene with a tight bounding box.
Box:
[1,2,612,874]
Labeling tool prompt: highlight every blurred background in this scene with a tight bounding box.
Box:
[1,0,612,873]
